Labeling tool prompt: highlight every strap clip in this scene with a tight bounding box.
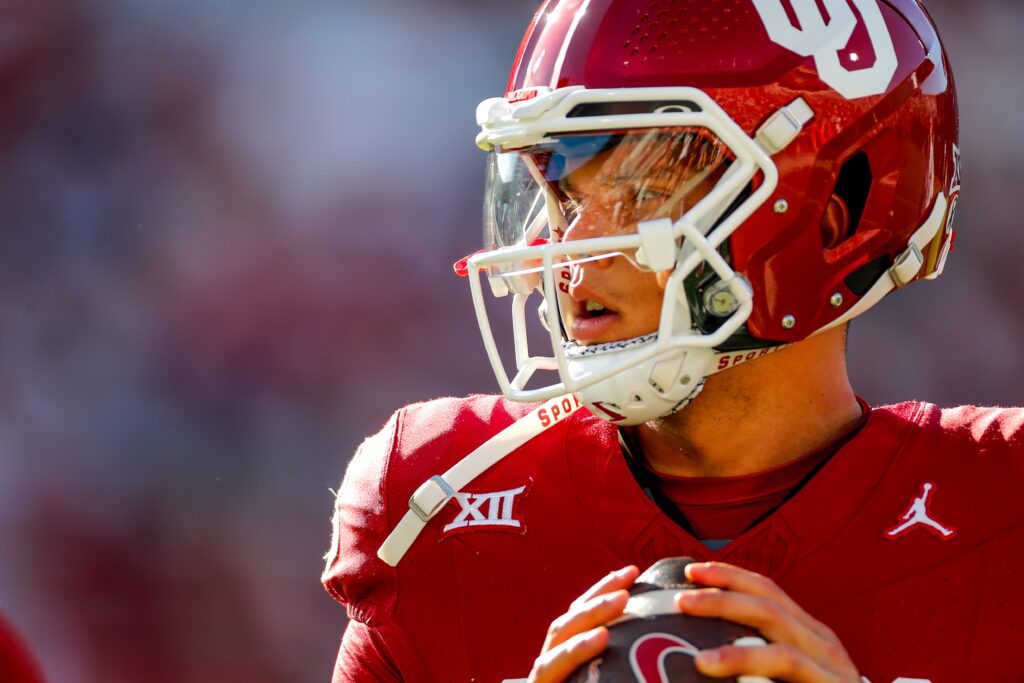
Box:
[755,98,814,155]
[890,242,924,288]
[408,475,456,523]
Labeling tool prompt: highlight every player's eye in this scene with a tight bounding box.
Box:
[636,187,672,204]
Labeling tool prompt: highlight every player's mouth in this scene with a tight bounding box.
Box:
[571,298,621,343]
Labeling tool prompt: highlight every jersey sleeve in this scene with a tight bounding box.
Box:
[330,620,402,683]
[322,411,400,626]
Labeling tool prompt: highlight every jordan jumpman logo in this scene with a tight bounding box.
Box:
[885,482,956,540]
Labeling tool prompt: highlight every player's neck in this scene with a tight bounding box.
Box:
[633,326,862,478]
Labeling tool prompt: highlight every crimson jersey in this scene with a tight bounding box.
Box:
[323,395,1024,683]
[0,614,45,683]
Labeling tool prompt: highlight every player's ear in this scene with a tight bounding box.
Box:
[820,193,852,250]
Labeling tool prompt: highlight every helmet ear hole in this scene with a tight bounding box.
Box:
[824,152,873,251]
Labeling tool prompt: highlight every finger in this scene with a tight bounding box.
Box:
[676,589,850,670]
[695,642,858,683]
[684,563,799,611]
[529,627,608,683]
[685,562,831,640]
[544,589,629,651]
[573,565,640,608]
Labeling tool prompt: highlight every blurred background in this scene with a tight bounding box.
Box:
[0,0,1020,681]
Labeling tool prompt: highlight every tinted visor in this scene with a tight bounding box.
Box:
[484,128,734,250]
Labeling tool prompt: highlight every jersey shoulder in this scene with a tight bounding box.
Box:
[385,393,540,480]
[934,403,1024,445]
[875,401,1024,531]
[807,403,1024,680]
[878,400,1024,455]
[321,395,539,623]
[322,395,616,680]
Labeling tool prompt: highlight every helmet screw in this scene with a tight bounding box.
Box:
[774,199,789,214]
[704,281,740,317]
[830,293,844,308]
[679,375,692,385]
[781,315,796,330]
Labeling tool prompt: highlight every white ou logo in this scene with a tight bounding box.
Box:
[752,0,898,99]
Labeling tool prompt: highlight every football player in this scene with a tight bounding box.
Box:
[323,1,1022,682]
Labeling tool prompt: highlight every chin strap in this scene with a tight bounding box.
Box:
[377,394,585,567]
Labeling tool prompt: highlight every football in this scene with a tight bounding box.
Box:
[567,557,771,683]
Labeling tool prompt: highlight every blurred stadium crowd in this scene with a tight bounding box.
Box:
[0,0,1021,681]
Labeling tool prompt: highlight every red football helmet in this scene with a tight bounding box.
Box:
[464,0,959,424]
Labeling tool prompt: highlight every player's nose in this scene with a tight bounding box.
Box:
[561,213,618,272]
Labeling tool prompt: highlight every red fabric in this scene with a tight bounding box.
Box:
[649,399,872,540]
[331,620,401,683]
[323,395,1024,682]
[0,614,45,683]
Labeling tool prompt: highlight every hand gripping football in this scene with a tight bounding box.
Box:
[567,558,771,683]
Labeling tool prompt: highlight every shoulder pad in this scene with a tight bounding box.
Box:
[321,395,537,623]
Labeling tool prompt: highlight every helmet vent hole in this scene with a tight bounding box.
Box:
[565,101,701,118]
